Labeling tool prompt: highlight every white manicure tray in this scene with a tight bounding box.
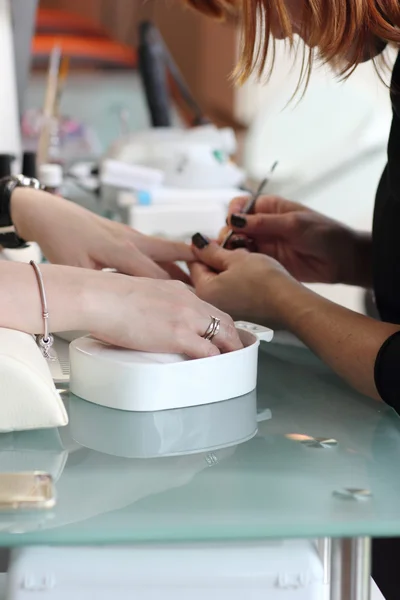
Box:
[69,322,273,412]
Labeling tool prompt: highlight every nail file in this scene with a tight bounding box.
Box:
[221,161,278,249]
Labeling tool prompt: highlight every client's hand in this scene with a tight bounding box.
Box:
[190,233,290,325]
[220,195,371,287]
[11,188,193,280]
[81,271,243,357]
[0,261,243,358]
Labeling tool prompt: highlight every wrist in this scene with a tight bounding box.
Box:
[40,264,92,333]
[339,230,372,288]
[10,187,59,242]
[259,269,300,325]
[261,270,313,330]
[0,262,91,335]
[10,187,39,241]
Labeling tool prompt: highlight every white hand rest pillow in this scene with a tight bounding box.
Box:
[0,328,68,432]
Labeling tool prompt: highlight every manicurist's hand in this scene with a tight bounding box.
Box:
[220,195,372,287]
[190,233,291,325]
[11,188,193,280]
[189,231,400,402]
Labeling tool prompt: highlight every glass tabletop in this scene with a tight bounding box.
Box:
[0,340,400,546]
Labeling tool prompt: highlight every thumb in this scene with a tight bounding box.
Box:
[228,212,295,240]
[192,233,238,272]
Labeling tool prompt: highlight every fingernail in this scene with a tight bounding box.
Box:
[192,233,209,249]
[231,214,247,228]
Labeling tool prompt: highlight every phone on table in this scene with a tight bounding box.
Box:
[0,472,56,511]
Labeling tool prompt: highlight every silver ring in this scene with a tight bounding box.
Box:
[202,316,221,342]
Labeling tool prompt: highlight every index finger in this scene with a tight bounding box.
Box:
[135,236,195,263]
[111,245,171,279]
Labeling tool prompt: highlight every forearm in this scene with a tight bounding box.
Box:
[0,262,91,335]
[270,274,397,399]
[10,187,59,242]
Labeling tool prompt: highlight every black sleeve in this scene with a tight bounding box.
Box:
[374,331,400,411]
[0,177,27,249]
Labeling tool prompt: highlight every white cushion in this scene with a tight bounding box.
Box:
[0,328,68,432]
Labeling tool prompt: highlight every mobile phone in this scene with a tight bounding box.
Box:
[0,472,56,510]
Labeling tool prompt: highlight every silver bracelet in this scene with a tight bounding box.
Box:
[30,260,55,361]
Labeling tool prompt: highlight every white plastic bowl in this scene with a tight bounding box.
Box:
[69,322,273,412]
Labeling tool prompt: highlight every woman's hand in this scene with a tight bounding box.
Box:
[11,188,193,280]
[0,262,243,358]
[190,233,291,326]
[86,273,243,357]
[189,233,400,403]
[220,195,372,287]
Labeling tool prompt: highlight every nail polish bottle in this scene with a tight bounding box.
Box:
[22,151,37,179]
[38,163,63,196]
[0,154,13,179]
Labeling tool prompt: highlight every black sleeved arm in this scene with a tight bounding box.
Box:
[375,331,400,411]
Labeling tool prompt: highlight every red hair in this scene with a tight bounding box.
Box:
[184,0,400,86]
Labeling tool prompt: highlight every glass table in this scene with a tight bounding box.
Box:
[0,341,398,599]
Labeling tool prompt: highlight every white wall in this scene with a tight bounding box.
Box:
[235,39,395,125]
[0,0,21,160]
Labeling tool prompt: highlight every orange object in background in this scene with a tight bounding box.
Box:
[32,36,136,69]
[31,7,238,128]
[36,8,108,38]
[32,8,136,69]
[37,1,237,129]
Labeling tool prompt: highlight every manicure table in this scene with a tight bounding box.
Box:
[0,341,395,599]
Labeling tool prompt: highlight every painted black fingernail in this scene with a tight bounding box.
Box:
[192,233,209,249]
[231,214,247,228]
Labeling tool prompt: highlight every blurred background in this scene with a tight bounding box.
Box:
[29,0,238,151]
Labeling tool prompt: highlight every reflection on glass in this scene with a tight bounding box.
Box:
[68,390,258,458]
[285,433,314,442]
